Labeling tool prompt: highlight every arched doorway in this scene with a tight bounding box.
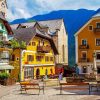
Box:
[36,68,40,79]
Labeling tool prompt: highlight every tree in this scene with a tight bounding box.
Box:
[10,39,26,49]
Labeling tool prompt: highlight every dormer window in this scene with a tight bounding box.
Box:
[38,39,44,46]
[96,23,100,28]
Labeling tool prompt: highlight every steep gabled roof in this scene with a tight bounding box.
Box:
[10,19,63,33]
[38,19,63,32]
[13,27,58,54]
[13,28,36,44]
[74,11,100,37]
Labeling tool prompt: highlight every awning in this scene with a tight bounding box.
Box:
[0,64,14,70]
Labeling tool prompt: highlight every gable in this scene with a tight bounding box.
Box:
[74,17,100,37]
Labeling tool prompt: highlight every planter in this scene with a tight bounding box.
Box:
[66,77,84,83]
[0,78,16,85]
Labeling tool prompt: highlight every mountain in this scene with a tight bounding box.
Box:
[10,9,97,66]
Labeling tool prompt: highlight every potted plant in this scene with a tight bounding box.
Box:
[0,72,10,85]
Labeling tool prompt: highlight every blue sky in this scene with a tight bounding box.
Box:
[7,0,100,21]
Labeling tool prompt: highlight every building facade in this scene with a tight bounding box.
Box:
[11,19,68,70]
[12,23,58,81]
[0,0,7,17]
[0,12,13,73]
[75,12,100,75]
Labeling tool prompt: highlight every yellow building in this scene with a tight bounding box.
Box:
[12,23,58,81]
[11,19,68,70]
[75,12,100,75]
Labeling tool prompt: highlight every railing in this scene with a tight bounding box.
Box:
[37,45,51,53]
[79,58,90,62]
[79,45,89,49]
[0,58,9,63]
[94,28,100,33]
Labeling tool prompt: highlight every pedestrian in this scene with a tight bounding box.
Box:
[59,72,63,81]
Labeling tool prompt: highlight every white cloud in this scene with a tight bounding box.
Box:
[6,0,100,21]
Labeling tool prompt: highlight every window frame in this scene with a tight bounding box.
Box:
[95,38,100,46]
[81,39,87,46]
[27,55,34,62]
[96,22,100,28]
[88,25,93,31]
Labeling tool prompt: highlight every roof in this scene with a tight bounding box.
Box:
[10,19,63,33]
[92,12,100,18]
[38,19,63,32]
[13,27,58,54]
[13,27,36,44]
[74,12,100,36]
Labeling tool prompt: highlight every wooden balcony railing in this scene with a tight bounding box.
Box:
[79,58,90,63]
[37,45,51,53]
[79,45,89,49]
[94,28,100,33]
[0,58,9,63]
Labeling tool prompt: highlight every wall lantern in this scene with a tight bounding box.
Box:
[92,52,96,58]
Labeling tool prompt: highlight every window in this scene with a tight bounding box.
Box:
[0,24,4,30]
[45,56,49,62]
[82,52,86,58]
[96,39,100,46]
[97,23,100,28]
[36,56,42,61]
[28,42,31,46]
[38,39,44,46]
[50,57,53,61]
[24,68,33,79]
[62,45,65,62]
[96,53,100,60]
[1,2,5,8]
[16,57,19,61]
[27,55,34,61]
[12,54,15,61]
[89,26,93,30]
[82,39,87,46]
[83,66,87,73]
[32,42,36,46]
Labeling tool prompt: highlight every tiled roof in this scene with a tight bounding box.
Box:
[92,12,100,18]
[38,19,63,32]
[13,27,58,54]
[13,27,52,44]
[13,28,36,44]
[10,19,63,33]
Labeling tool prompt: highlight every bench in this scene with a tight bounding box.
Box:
[60,82,90,95]
[20,81,44,95]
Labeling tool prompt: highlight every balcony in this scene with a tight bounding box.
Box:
[79,45,89,49]
[37,45,51,53]
[79,58,90,63]
[94,28,100,33]
[0,58,9,64]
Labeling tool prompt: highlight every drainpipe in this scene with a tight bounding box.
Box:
[20,49,23,81]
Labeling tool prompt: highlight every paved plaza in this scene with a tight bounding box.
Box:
[0,83,100,100]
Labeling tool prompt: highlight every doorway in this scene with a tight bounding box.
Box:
[36,68,40,79]
[97,66,100,74]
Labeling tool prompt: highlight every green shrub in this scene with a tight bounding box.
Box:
[0,72,10,79]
